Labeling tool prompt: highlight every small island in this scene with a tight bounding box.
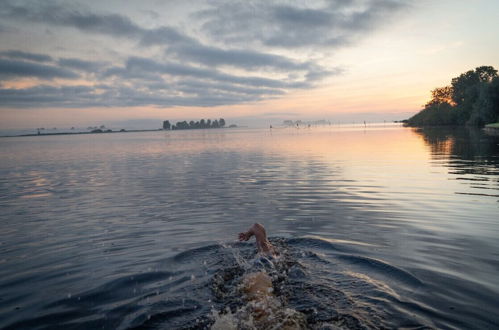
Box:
[404,66,499,127]
[163,118,226,130]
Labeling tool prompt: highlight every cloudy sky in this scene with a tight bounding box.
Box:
[0,0,498,128]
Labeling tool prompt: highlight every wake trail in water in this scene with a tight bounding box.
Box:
[206,237,431,329]
[3,237,436,330]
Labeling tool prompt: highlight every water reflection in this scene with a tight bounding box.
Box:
[415,126,499,163]
[413,126,499,200]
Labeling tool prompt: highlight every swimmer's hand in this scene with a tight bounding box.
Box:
[238,231,253,241]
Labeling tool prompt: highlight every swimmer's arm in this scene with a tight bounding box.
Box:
[238,223,276,255]
[238,228,254,241]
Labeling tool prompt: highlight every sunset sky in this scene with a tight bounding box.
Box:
[0,0,498,129]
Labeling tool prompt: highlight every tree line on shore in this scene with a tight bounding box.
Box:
[163,118,226,130]
[405,66,499,127]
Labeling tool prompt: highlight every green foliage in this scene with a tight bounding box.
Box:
[405,103,456,126]
[406,66,499,127]
[474,77,499,124]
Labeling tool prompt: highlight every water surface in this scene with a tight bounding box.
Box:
[0,125,498,329]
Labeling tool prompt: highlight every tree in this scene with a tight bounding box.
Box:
[406,102,455,126]
[164,117,231,130]
[163,120,171,130]
[452,70,476,106]
[469,76,499,125]
[451,66,498,107]
[175,121,189,129]
[425,86,454,107]
[406,65,499,127]
[451,66,499,124]
[476,66,498,83]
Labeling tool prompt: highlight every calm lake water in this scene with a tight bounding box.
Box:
[1,125,498,329]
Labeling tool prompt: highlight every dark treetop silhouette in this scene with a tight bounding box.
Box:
[405,66,499,127]
[163,118,226,130]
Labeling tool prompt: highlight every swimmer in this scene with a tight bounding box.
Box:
[238,224,277,321]
[237,224,305,329]
[212,223,304,329]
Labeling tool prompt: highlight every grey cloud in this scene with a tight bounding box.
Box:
[2,3,194,50]
[305,67,344,81]
[176,79,286,97]
[0,1,351,109]
[0,50,53,62]
[125,57,209,78]
[110,89,236,108]
[140,26,193,47]
[2,2,190,49]
[272,6,333,28]
[103,57,213,82]
[172,44,312,71]
[337,1,406,32]
[0,1,320,74]
[197,0,410,48]
[0,51,338,108]
[0,23,8,32]
[140,9,160,20]
[0,58,79,79]
[58,57,105,72]
[0,83,263,108]
[0,2,143,38]
[107,56,315,90]
[0,85,98,107]
[58,11,140,37]
[0,54,294,108]
[103,66,164,82]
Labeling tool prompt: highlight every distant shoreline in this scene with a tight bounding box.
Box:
[0,128,164,138]
[0,127,240,138]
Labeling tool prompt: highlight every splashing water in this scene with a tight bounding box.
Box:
[206,238,432,330]
[210,241,307,330]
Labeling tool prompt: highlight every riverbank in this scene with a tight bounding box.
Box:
[484,123,499,136]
